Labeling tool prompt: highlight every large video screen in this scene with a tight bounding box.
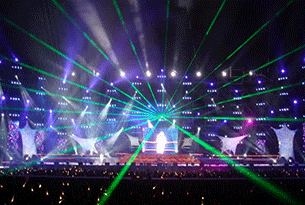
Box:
[142,127,178,154]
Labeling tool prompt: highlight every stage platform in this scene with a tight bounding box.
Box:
[1,153,281,168]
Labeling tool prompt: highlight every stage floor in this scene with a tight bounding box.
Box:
[1,153,282,168]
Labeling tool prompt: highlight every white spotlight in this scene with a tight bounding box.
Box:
[221,71,227,77]
[120,71,125,77]
[1,113,4,117]
[146,70,152,77]
[147,120,153,128]
[170,70,177,77]
[96,72,100,77]
[196,71,202,77]
[249,71,253,76]
[71,72,75,76]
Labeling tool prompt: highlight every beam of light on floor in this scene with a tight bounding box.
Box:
[105,127,124,147]
[0,58,153,115]
[0,114,7,148]
[165,0,227,112]
[0,19,154,113]
[0,84,3,97]
[164,118,300,205]
[170,43,305,114]
[20,86,35,108]
[77,105,89,123]
[112,0,158,108]
[100,99,112,121]
[52,0,158,113]
[98,120,160,205]
[168,0,296,112]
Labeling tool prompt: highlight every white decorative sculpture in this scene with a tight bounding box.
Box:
[20,120,37,157]
[69,134,98,155]
[272,124,297,160]
[217,135,247,154]
[126,133,140,147]
[181,137,193,148]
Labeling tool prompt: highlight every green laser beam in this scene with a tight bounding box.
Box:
[0,17,154,113]
[170,43,305,114]
[172,81,303,115]
[0,118,153,178]
[112,0,159,108]
[165,0,227,112]
[219,81,303,104]
[162,0,171,112]
[51,0,109,60]
[163,0,170,70]
[168,0,295,112]
[98,120,160,205]
[52,0,157,112]
[0,81,151,115]
[147,82,158,109]
[222,44,305,88]
[167,115,305,123]
[46,116,151,133]
[51,118,153,157]
[0,56,153,115]
[44,117,150,134]
[165,118,300,205]
[0,106,150,121]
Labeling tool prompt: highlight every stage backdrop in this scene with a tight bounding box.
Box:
[142,128,178,154]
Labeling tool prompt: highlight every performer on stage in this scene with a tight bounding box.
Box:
[156,131,167,154]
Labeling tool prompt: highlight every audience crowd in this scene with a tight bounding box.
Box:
[0,164,304,204]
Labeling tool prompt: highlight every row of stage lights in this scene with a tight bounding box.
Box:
[0,56,289,80]
[61,68,288,83]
